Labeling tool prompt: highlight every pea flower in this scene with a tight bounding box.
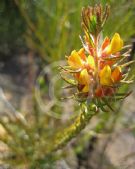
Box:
[60,4,133,110]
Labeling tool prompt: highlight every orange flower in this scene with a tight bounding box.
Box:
[78,69,90,85]
[111,67,122,83]
[99,65,122,86]
[68,48,95,71]
[95,87,115,97]
[105,33,123,55]
[64,32,126,99]
[99,65,112,86]
[61,4,132,105]
[77,69,90,92]
[68,50,84,69]
[67,49,96,93]
[101,36,110,51]
[99,33,123,70]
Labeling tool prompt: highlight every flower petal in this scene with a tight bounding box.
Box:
[87,55,95,69]
[95,87,104,97]
[111,67,122,83]
[106,33,123,54]
[78,69,90,85]
[101,36,110,51]
[99,65,112,86]
[78,48,87,61]
[68,50,83,69]
[82,85,89,93]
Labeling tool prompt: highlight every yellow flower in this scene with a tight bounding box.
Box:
[78,69,90,85]
[106,33,123,54]
[99,65,112,86]
[66,33,124,96]
[68,50,83,69]
[78,69,90,93]
[99,65,122,86]
[67,48,95,70]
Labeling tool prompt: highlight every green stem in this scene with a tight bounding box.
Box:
[46,104,97,155]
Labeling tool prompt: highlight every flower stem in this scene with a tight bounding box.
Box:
[46,104,97,155]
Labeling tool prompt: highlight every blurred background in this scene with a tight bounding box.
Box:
[0,0,135,169]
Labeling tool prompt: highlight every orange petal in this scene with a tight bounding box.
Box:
[101,36,110,51]
[74,73,80,81]
[95,87,104,97]
[68,50,83,69]
[78,48,87,61]
[111,67,122,83]
[99,65,112,86]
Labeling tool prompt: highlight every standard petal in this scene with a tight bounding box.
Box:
[68,50,83,69]
[78,48,87,61]
[106,33,123,54]
[111,67,122,83]
[99,65,112,86]
[78,69,90,85]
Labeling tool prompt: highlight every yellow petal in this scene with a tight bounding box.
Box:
[78,69,90,85]
[68,50,83,69]
[82,85,89,93]
[106,33,123,54]
[87,55,95,69]
[99,65,112,86]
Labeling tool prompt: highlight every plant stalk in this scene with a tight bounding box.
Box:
[45,104,97,155]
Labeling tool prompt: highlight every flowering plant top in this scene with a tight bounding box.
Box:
[60,4,133,111]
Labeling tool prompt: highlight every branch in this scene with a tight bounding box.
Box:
[45,104,97,155]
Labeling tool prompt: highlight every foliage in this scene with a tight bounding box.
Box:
[104,0,135,39]
[0,0,25,58]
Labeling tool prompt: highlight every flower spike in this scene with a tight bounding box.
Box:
[60,4,133,111]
